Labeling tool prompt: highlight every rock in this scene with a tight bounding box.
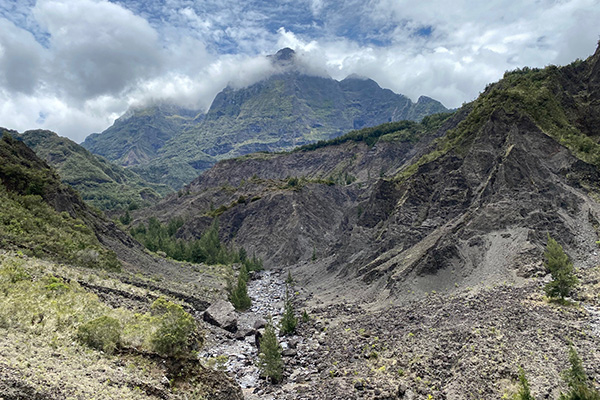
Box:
[235,313,266,340]
[203,300,238,333]
[282,348,297,357]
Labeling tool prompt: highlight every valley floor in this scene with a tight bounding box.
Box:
[231,265,600,399]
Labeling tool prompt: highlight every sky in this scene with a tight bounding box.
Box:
[0,0,599,143]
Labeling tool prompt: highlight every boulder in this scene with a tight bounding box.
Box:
[203,300,237,333]
[235,314,267,340]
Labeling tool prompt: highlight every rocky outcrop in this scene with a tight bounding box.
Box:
[139,45,600,305]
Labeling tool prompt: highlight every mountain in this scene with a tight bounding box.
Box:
[82,103,202,166]
[83,48,448,188]
[8,128,172,212]
[0,131,242,399]
[127,45,600,397]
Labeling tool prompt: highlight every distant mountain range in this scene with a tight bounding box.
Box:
[82,48,448,188]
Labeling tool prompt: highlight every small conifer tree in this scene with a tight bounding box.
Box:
[258,317,283,383]
[559,343,600,400]
[513,367,535,400]
[285,270,294,286]
[280,285,297,335]
[544,235,578,300]
[229,273,251,311]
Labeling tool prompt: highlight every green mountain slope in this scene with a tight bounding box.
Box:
[11,129,172,211]
[83,48,447,188]
[83,104,202,166]
[0,131,243,400]
[0,132,120,270]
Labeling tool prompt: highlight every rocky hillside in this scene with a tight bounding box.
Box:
[0,128,243,399]
[7,128,172,212]
[142,44,600,302]
[126,43,600,399]
[83,48,447,188]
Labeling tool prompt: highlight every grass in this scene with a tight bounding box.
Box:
[0,252,209,399]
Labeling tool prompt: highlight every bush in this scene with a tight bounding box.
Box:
[544,235,578,300]
[77,315,122,354]
[258,318,283,383]
[150,297,197,358]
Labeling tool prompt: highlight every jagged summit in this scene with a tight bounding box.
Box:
[83,51,447,188]
[270,47,296,62]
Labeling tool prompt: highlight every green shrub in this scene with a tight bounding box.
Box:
[149,297,197,358]
[44,275,70,294]
[258,318,283,383]
[77,315,122,354]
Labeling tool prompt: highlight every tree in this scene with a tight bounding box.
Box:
[258,317,283,383]
[229,273,251,311]
[513,367,535,400]
[285,270,294,286]
[559,343,600,400]
[280,285,297,335]
[544,235,578,300]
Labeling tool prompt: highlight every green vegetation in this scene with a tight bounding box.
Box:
[543,235,578,301]
[0,136,121,271]
[258,317,284,383]
[280,285,297,335]
[0,187,120,271]
[77,315,122,354]
[285,270,295,285]
[0,255,200,359]
[297,113,453,152]
[16,129,171,212]
[302,309,310,323]
[229,265,252,311]
[513,367,535,400]
[130,217,263,269]
[0,252,216,398]
[149,297,198,358]
[559,344,600,400]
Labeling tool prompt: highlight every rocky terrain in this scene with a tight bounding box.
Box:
[124,45,600,397]
[3,41,600,400]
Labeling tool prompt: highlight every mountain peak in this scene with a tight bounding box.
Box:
[268,48,297,67]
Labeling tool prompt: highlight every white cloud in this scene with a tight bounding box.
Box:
[33,0,163,100]
[0,18,45,94]
[0,0,599,143]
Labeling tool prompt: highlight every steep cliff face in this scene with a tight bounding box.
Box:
[83,49,447,188]
[139,45,600,303]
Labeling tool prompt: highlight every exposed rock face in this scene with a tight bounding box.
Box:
[82,49,447,188]
[141,45,600,304]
